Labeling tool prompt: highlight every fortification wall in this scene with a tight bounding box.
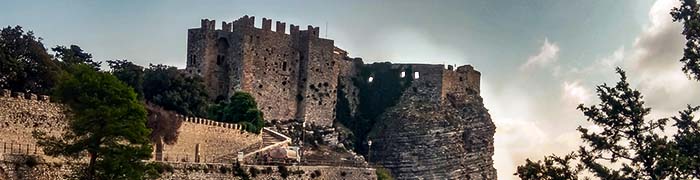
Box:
[442,65,481,97]
[0,90,66,156]
[295,28,338,127]
[159,117,262,163]
[0,89,261,165]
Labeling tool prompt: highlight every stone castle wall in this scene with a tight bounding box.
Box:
[0,89,260,165]
[159,117,262,163]
[0,90,66,157]
[187,16,339,127]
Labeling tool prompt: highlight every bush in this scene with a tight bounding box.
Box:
[311,170,322,178]
[219,166,230,174]
[376,167,393,180]
[278,165,289,179]
[249,166,260,177]
[24,156,39,167]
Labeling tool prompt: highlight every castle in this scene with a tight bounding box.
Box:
[185,15,482,127]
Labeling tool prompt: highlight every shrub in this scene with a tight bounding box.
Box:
[249,167,260,178]
[376,167,393,180]
[278,165,289,179]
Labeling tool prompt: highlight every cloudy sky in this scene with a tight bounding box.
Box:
[2,0,699,179]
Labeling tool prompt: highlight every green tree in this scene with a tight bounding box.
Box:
[209,91,265,133]
[52,45,101,71]
[0,25,62,94]
[672,0,700,81]
[107,60,144,99]
[34,64,154,179]
[516,153,582,180]
[143,64,209,117]
[515,68,700,180]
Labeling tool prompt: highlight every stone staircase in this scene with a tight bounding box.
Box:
[212,127,291,163]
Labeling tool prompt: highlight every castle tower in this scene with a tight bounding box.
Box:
[186,16,339,127]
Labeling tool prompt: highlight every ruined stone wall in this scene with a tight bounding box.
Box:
[335,51,362,118]
[0,90,66,156]
[159,117,262,163]
[187,16,340,126]
[442,65,481,98]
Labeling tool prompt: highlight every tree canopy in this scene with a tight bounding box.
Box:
[672,0,700,81]
[209,91,265,133]
[0,25,62,94]
[34,64,155,179]
[515,68,700,180]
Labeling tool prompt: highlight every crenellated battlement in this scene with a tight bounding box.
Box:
[196,15,323,38]
[1,89,51,102]
[176,114,245,131]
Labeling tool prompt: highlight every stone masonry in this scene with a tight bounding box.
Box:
[187,16,338,127]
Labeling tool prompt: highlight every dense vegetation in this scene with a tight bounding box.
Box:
[209,91,265,133]
[34,64,156,179]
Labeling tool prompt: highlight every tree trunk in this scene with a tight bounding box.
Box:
[87,151,97,180]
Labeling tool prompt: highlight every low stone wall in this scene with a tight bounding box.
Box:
[0,155,376,180]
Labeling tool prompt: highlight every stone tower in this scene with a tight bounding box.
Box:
[186,16,339,126]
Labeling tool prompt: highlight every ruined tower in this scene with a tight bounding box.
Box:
[186,16,338,126]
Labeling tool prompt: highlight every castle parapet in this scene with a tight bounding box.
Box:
[262,18,272,31]
[235,15,255,27]
[201,19,216,30]
[222,21,233,32]
[276,21,286,33]
[179,115,243,131]
[1,89,51,102]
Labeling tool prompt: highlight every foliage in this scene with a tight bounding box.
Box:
[52,45,101,71]
[209,91,265,133]
[33,64,154,179]
[233,162,250,180]
[143,64,209,117]
[376,167,394,180]
[672,0,700,81]
[515,68,700,180]
[278,165,289,179]
[515,153,582,180]
[107,60,144,99]
[249,166,260,177]
[145,102,183,145]
[0,25,63,94]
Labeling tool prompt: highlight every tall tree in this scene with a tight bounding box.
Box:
[515,68,700,180]
[52,45,101,71]
[107,60,145,99]
[0,25,62,94]
[143,64,209,117]
[672,0,700,80]
[34,64,154,179]
[209,91,265,133]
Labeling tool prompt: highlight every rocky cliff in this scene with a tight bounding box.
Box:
[368,86,496,179]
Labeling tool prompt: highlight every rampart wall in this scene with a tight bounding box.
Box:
[158,116,262,163]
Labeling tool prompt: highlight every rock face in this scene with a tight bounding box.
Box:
[370,92,496,179]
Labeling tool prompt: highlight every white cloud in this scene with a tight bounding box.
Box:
[520,38,560,70]
[562,81,591,105]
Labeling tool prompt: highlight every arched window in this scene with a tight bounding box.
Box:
[368,76,374,83]
[400,71,406,78]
